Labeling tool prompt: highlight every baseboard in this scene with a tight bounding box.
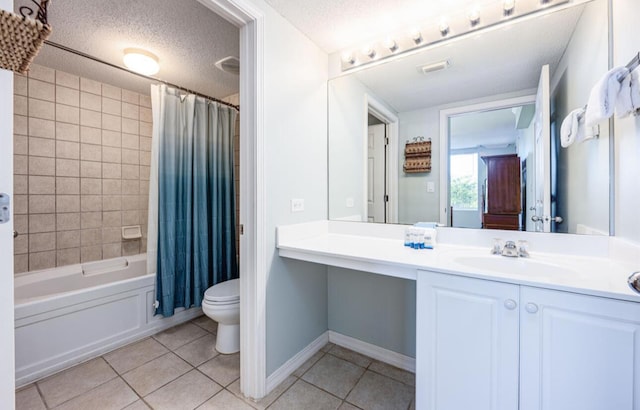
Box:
[328,331,415,373]
[265,331,329,394]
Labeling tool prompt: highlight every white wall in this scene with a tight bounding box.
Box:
[252,0,330,377]
[550,0,609,234]
[613,0,640,243]
[0,0,16,406]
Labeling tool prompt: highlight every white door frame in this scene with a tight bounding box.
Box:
[439,94,536,225]
[364,94,399,224]
[198,0,265,399]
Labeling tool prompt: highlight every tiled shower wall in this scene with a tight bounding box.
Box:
[13,64,151,273]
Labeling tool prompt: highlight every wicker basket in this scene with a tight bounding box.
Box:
[0,5,51,74]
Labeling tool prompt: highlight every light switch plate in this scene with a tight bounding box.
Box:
[346,197,354,208]
[291,198,304,212]
[427,182,435,193]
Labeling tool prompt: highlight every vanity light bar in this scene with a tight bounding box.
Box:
[340,0,570,72]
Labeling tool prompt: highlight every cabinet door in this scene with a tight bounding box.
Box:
[416,271,520,410]
[520,287,640,410]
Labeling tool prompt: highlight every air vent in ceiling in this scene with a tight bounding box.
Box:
[418,60,450,75]
[215,56,239,75]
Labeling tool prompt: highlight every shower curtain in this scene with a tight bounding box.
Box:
[147,84,238,317]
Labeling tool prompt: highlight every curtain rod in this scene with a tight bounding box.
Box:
[43,40,240,111]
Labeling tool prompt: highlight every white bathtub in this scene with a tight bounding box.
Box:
[14,254,202,387]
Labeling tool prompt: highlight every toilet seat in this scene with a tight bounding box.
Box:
[204,278,239,304]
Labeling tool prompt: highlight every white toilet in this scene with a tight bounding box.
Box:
[202,278,240,354]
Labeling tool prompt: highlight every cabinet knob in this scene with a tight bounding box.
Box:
[504,299,517,310]
[525,303,539,314]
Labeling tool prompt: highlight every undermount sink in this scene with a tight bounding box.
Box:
[452,255,578,277]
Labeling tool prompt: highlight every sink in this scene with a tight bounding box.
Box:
[452,255,578,277]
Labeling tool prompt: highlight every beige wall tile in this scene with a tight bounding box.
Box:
[81,161,102,178]
[57,213,81,231]
[102,84,121,100]
[14,155,28,174]
[122,180,139,195]
[56,123,80,142]
[28,98,55,120]
[56,86,80,107]
[122,149,139,165]
[57,231,81,249]
[103,196,121,211]
[139,151,151,167]
[14,95,27,116]
[57,248,80,266]
[29,79,55,101]
[14,75,27,96]
[57,195,80,213]
[139,107,152,123]
[138,195,149,210]
[122,210,140,225]
[122,241,140,256]
[29,176,55,194]
[14,214,28,234]
[56,104,80,124]
[30,251,57,270]
[103,211,121,227]
[139,180,149,195]
[29,195,55,213]
[102,163,121,179]
[80,77,102,95]
[102,228,121,244]
[81,212,102,229]
[102,97,122,116]
[81,246,102,262]
[80,109,101,128]
[29,156,55,176]
[122,102,139,120]
[122,89,139,105]
[121,133,139,150]
[14,114,28,135]
[56,71,79,89]
[139,95,151,108]
[81,143,102,161]
[81,228,102,246]
[102,146,121,163]
[122,196,139,211]
[103,179,122,195]
[102,130,121,147]
[56,140,80,160]
[29,232,56,252]
[139,137,152,152]
[81,195,103,212]
[28,64,55,82]
[122,118,139,135]
[140,166,150,181]
[81,92,101,111]
[81,178,102,195]
[14,175,28,195]
[122,165,139,180]
[14,135,28,155]
[14,254,29,273]
[29,214,56,233]
[56,159,80,177]
[29,117,55,139]
[30,137,55,157]
[139,122,152,137]
[81,126,102,144]
[102,113,121,132]
[14,195,28,214]
[56,177,80,195]
[14,234,28,255]
[102,243,122,259]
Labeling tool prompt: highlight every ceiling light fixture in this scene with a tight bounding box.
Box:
[503,0,515,16]
[468,9,481,27]
[123,48,160,76]
[383,38,399,53]
[439,19,450,37]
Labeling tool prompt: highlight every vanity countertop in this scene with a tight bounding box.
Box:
[277,221,640,303]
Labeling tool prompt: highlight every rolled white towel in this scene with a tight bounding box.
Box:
[585,66,628,126]
[560,107,585,148]
[617,68,640,118]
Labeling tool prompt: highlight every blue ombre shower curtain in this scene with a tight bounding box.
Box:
[148,85,238,317]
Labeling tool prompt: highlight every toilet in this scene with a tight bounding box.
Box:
[202,278,240,354]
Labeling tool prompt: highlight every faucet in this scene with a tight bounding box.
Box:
[501,241,518,257]
[493,239,529,258]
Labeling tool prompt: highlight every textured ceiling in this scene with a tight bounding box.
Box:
[343,4,584,113]
[15,0,239,98]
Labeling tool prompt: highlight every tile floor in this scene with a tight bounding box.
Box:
[15,316,416,410]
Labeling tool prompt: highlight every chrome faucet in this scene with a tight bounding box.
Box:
[492,239,530,258]
[501,240,518,257]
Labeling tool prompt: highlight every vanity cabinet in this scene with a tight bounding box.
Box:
[417,271,640,410]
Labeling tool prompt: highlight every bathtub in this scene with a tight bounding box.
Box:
[14,254,202,387]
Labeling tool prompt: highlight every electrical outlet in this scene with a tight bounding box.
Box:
[427,181,435,193]
[346,197,354,208]
[291,198,304,212]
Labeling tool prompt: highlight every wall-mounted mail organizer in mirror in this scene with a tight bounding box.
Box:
[404,138,432,174]
[328,0,612,235]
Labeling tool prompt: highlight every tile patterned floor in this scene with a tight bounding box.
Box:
[15,317,416,409]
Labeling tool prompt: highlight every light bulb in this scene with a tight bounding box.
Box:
[409,29,423,44]
[363,46,377,59]
[341,52,356,65]
[383,38,398,52]
[439,19,450,37]
[503,0,515,16]
[540,0,552,5]
[468,9,480,27]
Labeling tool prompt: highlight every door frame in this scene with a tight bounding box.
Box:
[439,94,536,225]
[198,0,265,399]
[364,94,399,223]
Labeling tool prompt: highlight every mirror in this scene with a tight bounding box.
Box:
[328,0,611,235]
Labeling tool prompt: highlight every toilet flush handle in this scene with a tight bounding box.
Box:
[153,300,160,309]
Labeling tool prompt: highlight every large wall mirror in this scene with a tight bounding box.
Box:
[328,0,611,235]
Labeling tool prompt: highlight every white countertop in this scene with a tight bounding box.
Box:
[277,221,640,303]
